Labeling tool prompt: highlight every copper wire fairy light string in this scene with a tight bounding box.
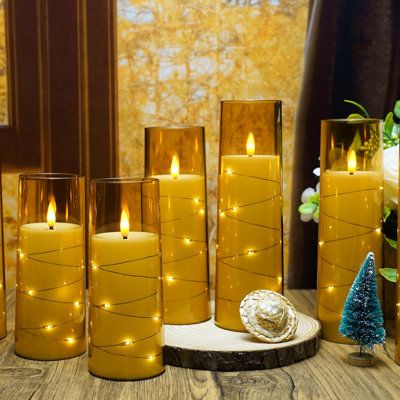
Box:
[90,251,162,356]
[318,186,382,311]
[17,242,85,341]
[216,169,282,304]
[159,193,208,302]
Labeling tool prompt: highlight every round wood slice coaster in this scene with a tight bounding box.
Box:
[164,312,320,371]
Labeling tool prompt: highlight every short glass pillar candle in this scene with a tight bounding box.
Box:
[88,178,164,380]
[0,171,6,340]
[15,173,86,360]
[215,100,283,332]
[145,126,210,325]
[317,119,383,343]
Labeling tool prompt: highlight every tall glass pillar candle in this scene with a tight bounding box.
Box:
[145,126,210,325]
[0,170,6,339]
[15,173,85,360]
[317,119,383,343]
[89,178,164,380]
[215,100,283,332]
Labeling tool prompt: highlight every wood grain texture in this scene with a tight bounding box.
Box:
[0,289,399,400]
[164,312,319,371]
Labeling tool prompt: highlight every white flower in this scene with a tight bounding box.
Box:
[301,187,316,204]
[313,168,320,177]
[383,145,398,208]
[301,212,313,222]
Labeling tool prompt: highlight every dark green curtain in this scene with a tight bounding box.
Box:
[288,0,400,288]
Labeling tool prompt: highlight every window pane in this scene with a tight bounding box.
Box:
[117,0,309,273]
[0,0,7,124]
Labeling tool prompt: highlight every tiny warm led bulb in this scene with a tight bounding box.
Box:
[124,339,133,346]
[147,354,155,361]
[120,208,130,239]
[47,196,56,230]
[246,132,255,157]
[347,150,357,175]
[103,303,111,309]
[66,337,74,344]
[171,154,180,179]
[166,275,175,283]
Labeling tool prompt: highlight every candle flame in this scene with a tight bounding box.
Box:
[347,150,357,174]
[246,132,255,157]
[47,197,56,229]
[171,154,180,179]
[120,208,130,239]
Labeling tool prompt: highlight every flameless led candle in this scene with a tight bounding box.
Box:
[215,100,283,332]
[317,119,383,343]
[15,173,85,360]
[145,126,210,325]
[88,178,164,380]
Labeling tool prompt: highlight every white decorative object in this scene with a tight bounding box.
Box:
[240,290,298,343]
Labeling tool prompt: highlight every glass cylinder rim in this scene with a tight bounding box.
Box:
[91,177,159,185]
[145,125,204,131]
[19,172,83,181]
[322,118,382,123]
[221,99,282,104]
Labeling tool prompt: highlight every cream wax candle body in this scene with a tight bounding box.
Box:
[15,222,85,360]
[317,170,383,342]
[216,154,283,331]
[150,174,210,325]
[89,231,164,380]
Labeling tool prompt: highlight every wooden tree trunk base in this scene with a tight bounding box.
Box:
[347,352,375,367]
[164,312,320,371]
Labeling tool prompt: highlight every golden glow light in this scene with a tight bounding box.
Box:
[120,208,130,239]
[171,154,180,179]
[246,132,255,157]
[347,150,357,174]
[47,197,56,229]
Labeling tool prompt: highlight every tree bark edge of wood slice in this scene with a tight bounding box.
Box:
[164,312,320,371]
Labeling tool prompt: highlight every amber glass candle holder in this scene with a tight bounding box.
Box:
[0,171,6,340]
[15,173,85,360]
[145,126,210,325]
[215,100,283,332]
[317,119,383,343]
[88,178,164,380]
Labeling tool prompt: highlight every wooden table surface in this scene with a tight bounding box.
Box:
[1,289,399,400]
